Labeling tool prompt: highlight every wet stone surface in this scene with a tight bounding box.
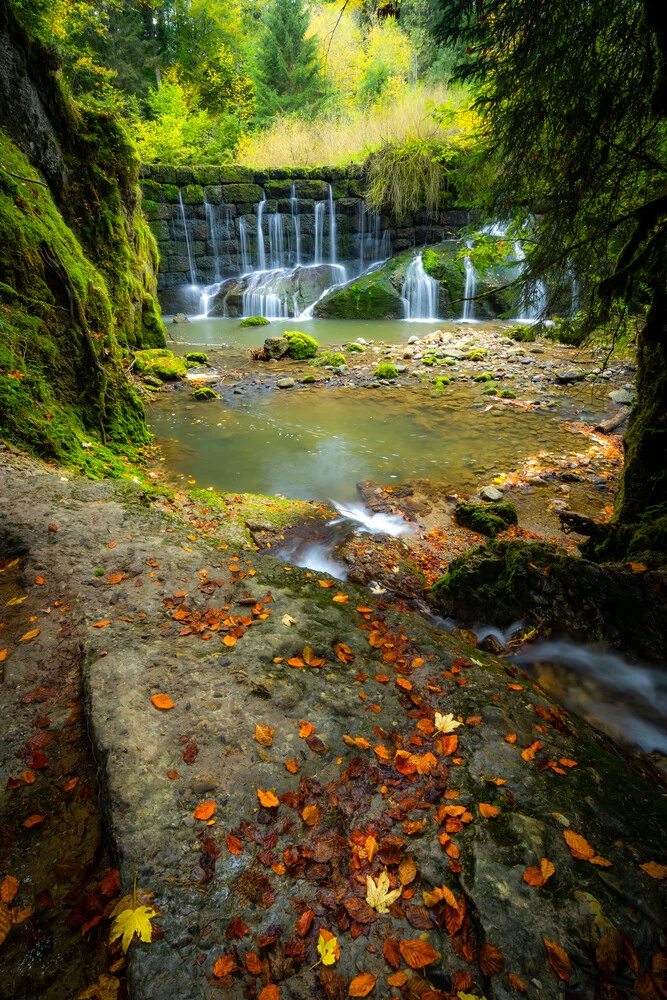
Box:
[0,454,665,1000]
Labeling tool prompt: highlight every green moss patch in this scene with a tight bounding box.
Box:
[375,362,398,379]
[240,315,270,327]
[184,351,208,364]
[284,330,318,360]
[454,500,518,537]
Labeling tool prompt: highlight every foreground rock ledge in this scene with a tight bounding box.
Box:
[0,456,665,1000]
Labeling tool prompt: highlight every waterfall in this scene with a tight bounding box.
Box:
[358,200,365,270]
[204,193,221,281]
[268,212,284,269]
[328,184,337,265]
[402,253,438,320]
[177,190,197,285]
[512,238,547,322]
[314,202,325,264]
[256,192,266,270]
[239,217,250,273]
[242,269,291,319]
[290,183,301,265]
[461,247,477,321]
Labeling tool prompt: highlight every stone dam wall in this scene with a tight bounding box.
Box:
[138,163,466,312]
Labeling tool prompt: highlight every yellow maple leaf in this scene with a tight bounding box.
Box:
[317,932,339,966]
[434,712,462,734]
[366,871,402,913]
[109,903,156,953]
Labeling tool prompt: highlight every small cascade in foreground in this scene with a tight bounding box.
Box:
[177,191,197,285]
[242,269,293,320]
[204,193,221,281]
[402,253,438,320]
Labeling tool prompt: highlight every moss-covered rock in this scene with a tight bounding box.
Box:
[191,386,218,400]
[345,342,365,352]
[134,349,187,380]
[474,371,495,382]
[311,351,346,367]
[499,388,517,399]
[375,362,398,379]
[240,316,270,327]
[454,500,518,537]
[284,330,318,360]
[467,347,488,360]
[313,269,405,319]
[300,374,316,384]
[184,351,208,364]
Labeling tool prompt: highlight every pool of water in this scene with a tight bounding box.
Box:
[147,382,607,504]
[165,315,486,350]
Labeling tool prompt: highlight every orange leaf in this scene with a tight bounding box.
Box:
[504,732,517,744]
[151,693,174,710]
[287,657,305,668]
[257,788,279,808]
[254,724,275,746]
[91,621,110,629]
[387,971,407,987]
[332,593,348,603]
[23,814,44,828]
[284,759,299,774]
[106,573,124,585]
[640,861,667,879]
[0,650,7,662]
[167,770,180,780]
[479,803,499,818]
[63,777,79,792]
[479,942,505,976]
[223,635,237,647]
[226,834,243,855]
[245,952,262,974]
[19,628,40,642]
[194,801,216,820]
[396,678,412,691]
[301,804,319,826]
[563,829,594,860]
[258,987,279,1000]
[589,855,612,867]
[213,954,235,978]
[508,973,527,992]
[348,972,376,996]
[1,876,18,905]
[34,576,45,585]
[296,909,314,936]
[318,580,335,588]
[299,721,316,738]
[398,857,417,885]
[544,939,571,981]
[399,939,438,969]
[374,744,392,762]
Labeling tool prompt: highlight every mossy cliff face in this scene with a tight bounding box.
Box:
[0,3,165,476]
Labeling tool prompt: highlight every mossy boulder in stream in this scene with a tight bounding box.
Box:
[284,330,318,359]
[454,500,518,537]
[240,316,269,327]
[313,266,405,319]
[134,349,188,380]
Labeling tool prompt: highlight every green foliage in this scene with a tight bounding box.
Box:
[365,137,450,217]
[240,315,270,327]
[311,351,346,367]
[454,501,518,538]
[505,324,537,344]
[375,362,398,379]
[283,330,318,359]
[252,0,327,124]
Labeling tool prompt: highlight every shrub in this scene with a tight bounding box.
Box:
[375,362,398,379]
[240,316,270,327]
[365,137,449,217]
[284,330,318,359]
[184,351,208,363]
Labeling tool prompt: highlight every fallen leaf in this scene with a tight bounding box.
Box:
[19,628,40,642]
[0,649,6,662]
[245,952,262,974]
[563,829,594,860]
[523,858,555,887]
[366,871,401,913]
[398,857,417,885]
[504,733,517,744]
[640,861,667,879]
[302,804,319,826]
[258,986,279,1000]
[213,955,235,978]
[348,972,376,996]
[194,801,216,821]
[434,712,462,734]
[296,910,314,936]
[508,973,527,993]
[34,576,45,585]
[318,580,335,588]
[479,942,504,976]
[150,694,174,711]
[257,788,279,808]
[317,929,340,965]
[299,721,316,738]
[64,777,80,792]
[223,635,237,647]
[383,938,401,969]
[478,803,499,819]
[23,814,44,828]
[106,573,124,585]
[281,614,297,626]
[284,759,299,773]
[387,971,408,987]
[226,834,243,855]
[91,621,111,629]
[399,938,438,969]
[254,724,274,747]
[332,593,348,603]
[109,901,156,953]
[1,876,18,905]
[544,938,571,981]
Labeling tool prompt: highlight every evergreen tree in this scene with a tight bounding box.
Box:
[253,0,327,123]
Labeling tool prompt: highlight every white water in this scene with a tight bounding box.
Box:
[268,211,285,269]
[277,539,348,579]
[256,193,266,271]
[516,640,667,753]
[242,268,292,319]
[402,253,439,320]
[204,194,221,281]
[290,182,301,265]
[177,191,197,286]
[328,184,337,265]
[314,201,325,265]
[330,501,414,537]
[461,249,477,322]
[239,216,251,272]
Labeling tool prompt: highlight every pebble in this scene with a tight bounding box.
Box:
[276,378,295,388]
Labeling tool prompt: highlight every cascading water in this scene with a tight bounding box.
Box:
[268,212,285,269]
[204,193,221,281]
[239,217,251,273]
[177,190,197,285]
[256,192,266,270]
[290,183,301,265]
[313,201,325,265]
[461,250,477,322]
[328,184,337,265]
[242,269,291,319]
[402,253,438,320]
